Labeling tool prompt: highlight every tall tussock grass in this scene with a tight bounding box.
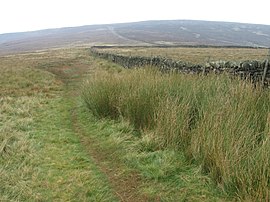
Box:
[82,67,270,200]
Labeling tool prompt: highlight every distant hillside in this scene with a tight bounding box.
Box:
[113,20,270,47]
[1,20,270,54]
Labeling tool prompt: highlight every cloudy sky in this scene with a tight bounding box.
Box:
[0,0,269,34]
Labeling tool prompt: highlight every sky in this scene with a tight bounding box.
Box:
[1,0,270,34]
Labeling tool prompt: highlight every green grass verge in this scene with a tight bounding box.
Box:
[28,96,117,201]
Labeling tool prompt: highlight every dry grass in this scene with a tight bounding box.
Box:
[0,49,117,201]
[0,52,60,200]
[97,47,268,64]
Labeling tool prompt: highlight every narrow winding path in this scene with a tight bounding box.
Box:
[50,59,147,202]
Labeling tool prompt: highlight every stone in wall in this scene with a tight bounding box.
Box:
[90,47,270,87]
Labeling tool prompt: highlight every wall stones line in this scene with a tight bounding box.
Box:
[90,47,270,88]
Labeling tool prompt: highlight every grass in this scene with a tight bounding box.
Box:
[77,102,229,201]
[96,46,269,64]
[28,96,117,201]
[2,46,269,201]
[0,54,60,200]
[0,49,117,201]
[82,65,270,200]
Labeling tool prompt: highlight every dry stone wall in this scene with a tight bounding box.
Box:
[91,47,270,87]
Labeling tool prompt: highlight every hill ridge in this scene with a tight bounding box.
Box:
[1,20,270,54]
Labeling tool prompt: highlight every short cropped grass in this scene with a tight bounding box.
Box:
[82,67,270,200]
[28,96,117,201]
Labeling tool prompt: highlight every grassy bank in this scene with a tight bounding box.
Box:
[0,55,60,200]
[0,50,117,201]
[82,67,270,200]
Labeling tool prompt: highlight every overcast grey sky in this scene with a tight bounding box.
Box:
[1,0,270,34]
